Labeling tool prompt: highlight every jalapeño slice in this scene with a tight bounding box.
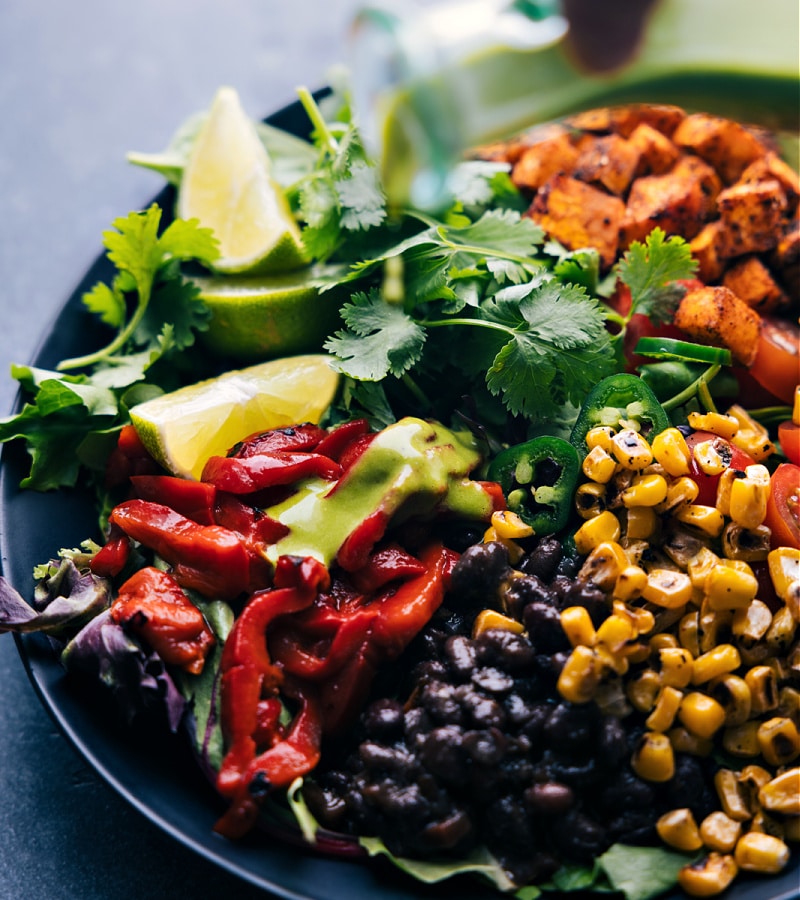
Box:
[634,337,733,366]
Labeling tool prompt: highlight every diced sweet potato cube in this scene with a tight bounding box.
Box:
[620,165,708,248]
[628,123,681,176]
[740,153,799,211]
[673,285,762,365]
[716,179,789,258]
[472,123,568,165]
[572,134,640,195]
[722,256,789,313]
[672,113,768,184]
[689,222,725,284]
[566,104,686,138]
[672,155,722,217]
[528,174,625,269]
[773,215,800,299]
[512,133,580,190]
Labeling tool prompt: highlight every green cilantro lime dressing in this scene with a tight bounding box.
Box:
[264,417,491,565]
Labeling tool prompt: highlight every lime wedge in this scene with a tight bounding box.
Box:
[177,86,310,275]
[193,268,340,362]
[129,355,340,480]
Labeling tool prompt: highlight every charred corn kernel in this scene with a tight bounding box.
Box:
[729,464,771,530]
[778,685,800,727]
[557,646,601,704]
[646,685,684,732]
[679,611,701,657]
[595,613,636,651]
[722,721,761,758]
[727,405,776,461]
[745,665,779,716]
[714,769,752,822]
[649,632,679,652]
[595,643,629,676]
[727,403,769,436]
[737,764,772,815]
[678,852,738,897]
[613,564,648,601]
[656,475,700,515]
[732,599,772,645]
[631,731,675,782]
[667,725,713,757]
[691,644,741,685]
[575,482,607,520]
[704,563,758,611]
[734,832,790,874]
[627,668,662,713]
[687,547,720,591]
[483,528,525,564]
[688,411,739,440]
[708,675,752,726]
[698,607,734,655]
[766,606,797,653]
[749,810,786,839]
[573,510,621,554]
[659,647,695,688]
[472,609,526,638]
[586,425,615,452]
[611,428,653,470]
[715,468,739,518]
[674,504,726,537]
[582,446,617,484]
[679,692,726,739]
[642,568,693,609]
[767,547,800,609]
[651,428,691,477]
[656,808,703,852]
[621,473,668,508]
[758,767,800,816]
[693,439,733,477]
[490,509,534,540]
[625,506,657,540]
[720,522,771,562]
[757,717,800,766]
[631,606,655,636]
[577,541,628,591]
[700,812,742,853]
[560,606,596,648]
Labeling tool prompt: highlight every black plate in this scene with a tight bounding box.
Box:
[1,98,798,900]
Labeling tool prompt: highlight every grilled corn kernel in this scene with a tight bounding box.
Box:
[745,665,779,716]
[698,607,734,655]
[767,547,800,610]
[557,646,601,704]
[732,599,772,645]
[678,853,738,897]
[729,464,771,530]
[674,504,726,537]
[625,506,657,540]
[679,611,701,657]
[714,468,740,519]
[737,764,772,814]
[651,428,691,477]
[577,541,628,591]
[627,668,662,713]
[757,716,800,766]
[642,569,693,609]
[575,482,607,520]
[650,632,679,652]
[688,411,739,440]
[704,563,758,611]
[472,609,526,638]
[679,692,727,739]
[586,425,615,452]
[727,405,776,461]
[560,606,596,648]
[656,808,704,852]
[778,685,800,727]
[749,810,786,840]
[714,769,751,822]
[766,606,797,653]
[490,509,534,540]
[691,644,741,685]
[646,685,684,732]
[667,725,713,757]
[611,428,653,470]
[687,547,720,591]
[693,439,732,477]
[656,476,700,515]
[613,564,648,601]
[573,510,621,554]
[595,613,636,652]
[708,675,752,726]
[734,832,790,874]
[758,767,800,816]
[722,721,761,758]
[621,473,668,508]
[631,731,675,782]
[700,812,742,853]
[720,522,771,563]
[659,647,694,688]
[582,445,617,484]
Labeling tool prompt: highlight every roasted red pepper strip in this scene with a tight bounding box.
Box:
[130,475,217,525]
[90,525,131,578]
[104,423,160,488]
[108,499,256,599]
[336,508,388,573]
[228,423,327,459]
[213,491,289,546]
[110,566,215,675]
[201,451,341,494]
[338,432,377,472]
[348,542,427,593]
[313,418,371,461]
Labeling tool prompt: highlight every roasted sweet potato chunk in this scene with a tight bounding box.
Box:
[573,133,640,195]
[628,123,681,176]
[740,153,799,211]
[673,285,762,365]
[512,133,580,190]
[672,113,768,184]
[689,222,725,284]
[722,256,789,314]
[566,104,685,138]
[528,174,625,269]
[716,179,789,258]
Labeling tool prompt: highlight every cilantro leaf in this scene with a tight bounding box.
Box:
[337,160,386,231]
[324,289,426,381]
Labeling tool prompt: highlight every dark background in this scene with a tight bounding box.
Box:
[0,2,362,897]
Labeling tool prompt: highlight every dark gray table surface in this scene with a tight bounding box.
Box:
[0,2,362,898]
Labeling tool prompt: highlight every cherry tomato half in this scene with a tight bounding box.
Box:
[778,421,800,466]
[685,430,756,507]
[748,316,800,405]
[764,463,800,550]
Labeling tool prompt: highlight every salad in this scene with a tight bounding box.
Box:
[0,82,798,900]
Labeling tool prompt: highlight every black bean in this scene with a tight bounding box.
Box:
[550,810,608,864]
[544,701,601,750]
[421,809,473,850]
[519,536,563,582]
[449,541,510,601]
[524,781,575,815]
[523,601,570,653]
[443,634,477,680]
[419,725,467,781]
[363,699,405,740]
[462,728,507,766]
[472,666,515,693]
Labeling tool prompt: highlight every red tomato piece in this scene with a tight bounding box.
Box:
[765,463,800,550]
[748,317,800,405]
[685,430,755,508]
[778,421,800,466]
